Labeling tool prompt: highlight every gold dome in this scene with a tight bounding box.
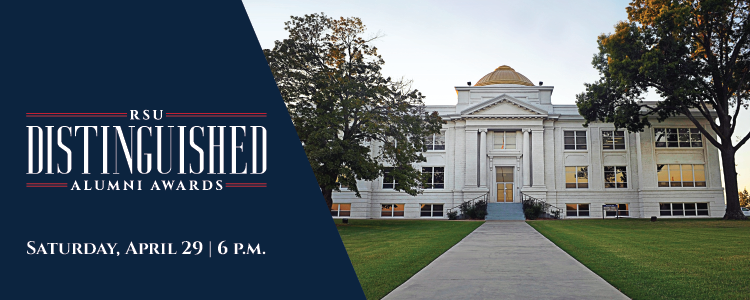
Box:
[475,65,534,86]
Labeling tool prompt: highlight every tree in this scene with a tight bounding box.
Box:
[263,14,442,210]
[740,187,750,207]
[576,0,749,219]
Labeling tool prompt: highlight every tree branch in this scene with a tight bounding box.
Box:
[724,8,749,82]
[736,129,750,151]
[681,107,723,149]
[731,91,747,137]
[698,28,730,118]
[696,98,725,136]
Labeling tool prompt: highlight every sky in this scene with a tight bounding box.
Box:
[242,0,750,193]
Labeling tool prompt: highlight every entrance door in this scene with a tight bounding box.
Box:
[496,167,514,202]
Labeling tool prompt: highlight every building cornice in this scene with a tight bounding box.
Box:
[463,114,547,119]
[461,94,549,115]
[442,114,549,121]
[455,85,555,93]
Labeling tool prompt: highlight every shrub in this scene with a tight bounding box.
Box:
[472,199,488,220]
[460,199,488,220]
[523,202,543,220]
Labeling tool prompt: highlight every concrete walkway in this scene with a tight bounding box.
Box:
[384,221,629,300]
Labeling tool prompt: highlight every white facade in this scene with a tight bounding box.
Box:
[331,66,725,219]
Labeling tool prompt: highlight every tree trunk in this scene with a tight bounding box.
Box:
[721,146,747,220]
[322,187,333,213]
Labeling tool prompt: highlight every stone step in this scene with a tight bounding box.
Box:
[485,203,525,221]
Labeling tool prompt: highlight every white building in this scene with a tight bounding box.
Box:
[330,66,725,219]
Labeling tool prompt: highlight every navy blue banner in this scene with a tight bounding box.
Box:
[2,1,364,298]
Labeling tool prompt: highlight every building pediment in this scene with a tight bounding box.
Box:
[460,95,548,118]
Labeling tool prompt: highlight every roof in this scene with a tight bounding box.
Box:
[475,65,535,86]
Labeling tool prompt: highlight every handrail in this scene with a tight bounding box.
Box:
[447,193,489,219]
[520,192,564,219]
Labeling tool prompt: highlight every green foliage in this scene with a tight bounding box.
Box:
[264,14,442,208]
[740,187,750,207]
[576,0,750,219]
[336,219,483,299]
[460,199,488,220]
[447,210,458,220]
[523,202,543,220]
[530,219,750,300]
[577,0,749,136]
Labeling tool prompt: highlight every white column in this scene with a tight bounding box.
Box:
[465,129,478,187]
[523,128,531,187]
[445,125,454,191]
[532,129,545,187]
[479,129,487,188]
[454,122,466,191]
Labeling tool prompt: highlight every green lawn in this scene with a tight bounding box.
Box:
[529,219,750,300]
[335,219,483,300]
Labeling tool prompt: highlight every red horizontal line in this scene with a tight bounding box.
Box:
[26,115,127,117]
[165,115,266,117]
[27,185,67,187]
[166,113,266,115]
[226,186,266,187]
[26,113,127,115]
[27,183,68,184]
[27,186,68,187]
[225,186,266,187]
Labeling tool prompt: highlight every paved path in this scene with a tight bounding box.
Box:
[384,221,629,300]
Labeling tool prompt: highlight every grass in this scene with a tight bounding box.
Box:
[528,218,750,300]
[335,219,483,300]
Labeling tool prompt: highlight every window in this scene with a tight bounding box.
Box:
[424,133,445,151]
[602,131,625,150]
[604,203,629,216]
[420,204,444,217]
[493,131,517,150]
[604,166,627,188]
[422,167,445,189]
[660,203,709,216]
[566,204,590,217]
[654,128,702,148]
[382,167,400,189]
[565,166,588,188]
[656,164,706,187]
[330,203,351,217]
[381,204,404,217]
[564,131,587,150]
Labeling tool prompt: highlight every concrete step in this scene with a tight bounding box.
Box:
[485,203,525,221]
